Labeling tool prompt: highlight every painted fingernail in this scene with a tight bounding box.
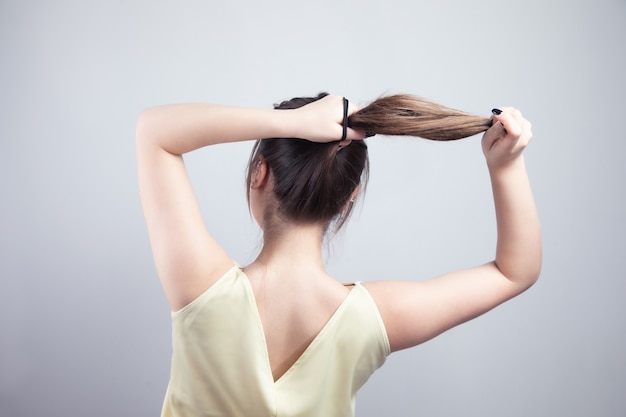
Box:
[491,108,502,115]
[365,132,376,138]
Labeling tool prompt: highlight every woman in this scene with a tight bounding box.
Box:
[136,93,541,417]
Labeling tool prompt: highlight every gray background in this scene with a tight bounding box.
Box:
[1,0,625,416]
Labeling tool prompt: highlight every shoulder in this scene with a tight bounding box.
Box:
[360,264,530,352]
[338,282,391,355]
[170,260,242,313]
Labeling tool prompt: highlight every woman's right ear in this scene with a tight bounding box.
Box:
[250,156,269,189]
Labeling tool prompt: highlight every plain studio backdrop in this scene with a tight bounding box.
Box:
[1,1,625,416]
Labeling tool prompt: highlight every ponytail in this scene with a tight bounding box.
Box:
[247,92,491,233]
[349,94,492,141]
[246,93,367,234]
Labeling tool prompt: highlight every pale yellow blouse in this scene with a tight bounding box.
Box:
[161,265,390,417]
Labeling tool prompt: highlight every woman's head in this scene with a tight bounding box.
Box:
[246,91,491,234]
[246,93,369,234]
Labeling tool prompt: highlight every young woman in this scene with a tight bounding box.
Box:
[136,93,541,417]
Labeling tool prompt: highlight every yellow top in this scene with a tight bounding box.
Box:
[160,265,390,417]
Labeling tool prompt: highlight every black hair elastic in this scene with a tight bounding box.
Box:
[341,97,349,141]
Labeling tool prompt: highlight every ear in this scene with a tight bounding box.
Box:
[341,185,360,211]
[349,185,360,203]
[250,156,269,189]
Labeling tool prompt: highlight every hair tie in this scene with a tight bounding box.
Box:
[341,97,349,141]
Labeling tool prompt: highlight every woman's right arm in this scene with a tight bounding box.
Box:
[136,97,363,310]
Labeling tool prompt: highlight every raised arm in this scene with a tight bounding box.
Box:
[136,96,363,310]
[365,108,541,351]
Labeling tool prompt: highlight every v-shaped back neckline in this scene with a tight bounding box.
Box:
[240,269,358,384]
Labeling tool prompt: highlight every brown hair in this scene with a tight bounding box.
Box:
[350,94,492,140]
[246,93,491,233]
[246,93,368,233]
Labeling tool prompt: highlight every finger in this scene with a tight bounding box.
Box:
[524,120,533,142]
[482,118,507,150]
[347,100,361,116]
[492,108,523,138]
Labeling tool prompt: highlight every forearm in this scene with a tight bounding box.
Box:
[135,103,297,155]
[489,156,542,286]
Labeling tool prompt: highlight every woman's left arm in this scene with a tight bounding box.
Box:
[365,108,541,351]
[480,108,542,284]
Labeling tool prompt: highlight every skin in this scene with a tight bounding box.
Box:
[136,95,541,381]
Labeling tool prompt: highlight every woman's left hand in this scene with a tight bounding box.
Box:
[482,108,533,170]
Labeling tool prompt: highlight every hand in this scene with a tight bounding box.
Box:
[481,108,533,170]
[291,95,366,143]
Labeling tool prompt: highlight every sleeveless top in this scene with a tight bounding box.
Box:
[160,265,390,417]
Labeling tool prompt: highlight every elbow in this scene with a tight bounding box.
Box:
[528,259,542,287]
[135,107,157,146]
[523,266,541,291]
[525,245,543,288]
[135,106,178,154]
[495,254,542,292]
[498,239,543,291]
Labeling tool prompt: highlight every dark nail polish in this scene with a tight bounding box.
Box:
[492,108,502,115]
[365,132,376,138]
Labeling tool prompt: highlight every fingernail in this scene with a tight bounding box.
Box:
[491,108,502,115]
[365,132,376,138]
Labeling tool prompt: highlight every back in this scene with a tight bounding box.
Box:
[161,265,390,417]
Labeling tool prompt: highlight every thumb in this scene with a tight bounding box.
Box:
[482,109,507,150]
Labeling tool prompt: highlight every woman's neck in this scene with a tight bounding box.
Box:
[256,223,326,271]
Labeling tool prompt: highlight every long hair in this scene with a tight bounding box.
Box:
[350,94,492,140]
[246,93,491,233]
[246,93,368,233]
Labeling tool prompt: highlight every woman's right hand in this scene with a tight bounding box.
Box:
[291,95,366,143]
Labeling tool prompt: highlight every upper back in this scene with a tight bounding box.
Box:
[161,265,390,417]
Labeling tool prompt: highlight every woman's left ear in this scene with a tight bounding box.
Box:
[349,185,360,203]
[342,185,360,211]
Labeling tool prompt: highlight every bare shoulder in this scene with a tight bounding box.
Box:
[137,126,235,311]
[361,264,531,352]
